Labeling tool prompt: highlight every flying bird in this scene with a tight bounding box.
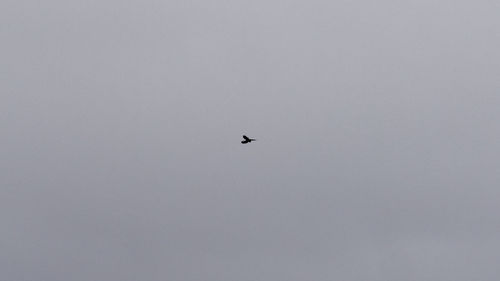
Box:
[241,135,256,144]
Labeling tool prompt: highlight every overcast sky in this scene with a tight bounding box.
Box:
[2,0,500,280]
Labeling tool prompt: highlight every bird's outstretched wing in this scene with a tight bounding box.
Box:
[242,135,250,141]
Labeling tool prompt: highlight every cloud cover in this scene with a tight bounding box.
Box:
[1,0,500,280]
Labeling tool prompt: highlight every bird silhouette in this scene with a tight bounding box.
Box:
[241,135,256,144]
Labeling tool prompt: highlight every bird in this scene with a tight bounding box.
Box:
[241,135,256,144]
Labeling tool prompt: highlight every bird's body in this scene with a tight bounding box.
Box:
[241,135,256,144]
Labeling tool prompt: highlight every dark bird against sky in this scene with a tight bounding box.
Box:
[241,135,256,144]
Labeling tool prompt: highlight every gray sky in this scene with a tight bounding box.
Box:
[2,0,500,280]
